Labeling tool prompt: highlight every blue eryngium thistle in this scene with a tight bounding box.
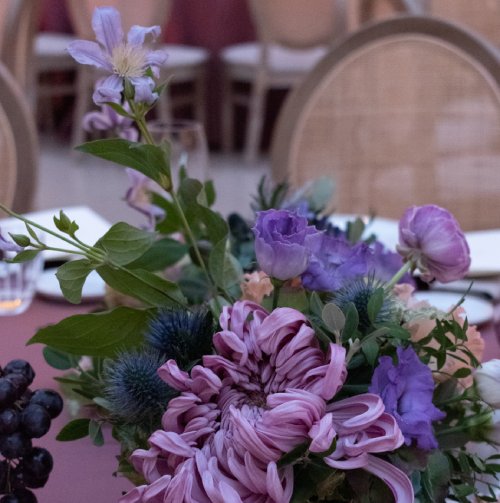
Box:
[103,349,176,425]
[145,308,214,368]
[332,275,400,333]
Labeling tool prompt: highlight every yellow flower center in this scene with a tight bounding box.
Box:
[110,44,148,78]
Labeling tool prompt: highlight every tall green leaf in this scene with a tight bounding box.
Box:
[55,259,94,304]
[127,237,187,271]
[94,222,155,266]
[76,139,171,188]
[28,307,152,357]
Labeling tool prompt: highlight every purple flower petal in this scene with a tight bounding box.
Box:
[92,74,124,104]
[127,25,161,46]
[91,6,123,53]
[0,231,22,253]
[365,455,414,502]
[67,40,111,70]
[129,77,157,104]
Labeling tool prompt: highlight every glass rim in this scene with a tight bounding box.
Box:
[146,119,204,133]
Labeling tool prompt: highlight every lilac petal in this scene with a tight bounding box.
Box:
[143,475,173,500]
[93,74,123,105]
[146,49,169,74]
[92,7,123,53]
[67,40,111,70]
[127,24,161,46]
[148,430,194,458]
[266,462,293,503]
[82,110,113,132]
[130,77,157,104]
[309,414,336,453]
[118,485,146,503]
[324,453,368,469]
[364,455,414,502]
[0,232,22,252]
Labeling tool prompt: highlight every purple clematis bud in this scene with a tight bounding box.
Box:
[397,205,470,283]
[252,209,323,281]
[370,346,445,450]
[0,230,22,253]
[67,7,168,105]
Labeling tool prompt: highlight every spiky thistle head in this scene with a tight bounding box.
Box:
[332,275,401,333]
[145,307,214,368]
[102,349,176,426]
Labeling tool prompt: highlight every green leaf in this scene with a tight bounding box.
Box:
[56,418,91,441]
[89,420,104,446]
[76,139,171,189]
[96,265,186,308]
[53,210,79,237]
[362,338,379,366]
[453,367,472,379]
[95,222,155,266]
[28,307,152,357]
[9,233,30,247]
[178,178,228,244]
[10,249,41,263]
[367,287,384,324]
[127,237,187,271]
[55,259,94,304]
[322,303,345,333]
[342,302,359,341]
[209,239,243,292]
[309,292,324,318]
[346,217,365,243]
[42,347,75,370]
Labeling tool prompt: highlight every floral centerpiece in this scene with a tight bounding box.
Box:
[1,6,500,503]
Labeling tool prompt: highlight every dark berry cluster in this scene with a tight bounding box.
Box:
[0,360,63,503]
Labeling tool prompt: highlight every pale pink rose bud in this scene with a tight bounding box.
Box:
[240,271,273,303]
[475,360,500,408]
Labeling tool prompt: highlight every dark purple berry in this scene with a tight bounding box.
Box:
[0,460,8,492]
[20,405,50,439]
[0,380,17,409]
[29,390,63,420]
[17,391,32,409]
[22,448,53,479]
[0,488,37,502]
[2,362,34,388]
[3,375,27,397]
[0,433,31,459]
[0,410,19,435]
[2,364,33,389]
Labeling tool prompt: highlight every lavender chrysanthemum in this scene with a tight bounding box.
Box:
[369,346,446,450]
[67,7,168,105]
[103,349,176,425]
[397,205,470,283]
[145,307,213,367]
[121,301,413,502]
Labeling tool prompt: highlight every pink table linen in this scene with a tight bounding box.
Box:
[0,297,133,502]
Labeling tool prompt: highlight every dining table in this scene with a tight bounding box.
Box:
[1,283,500,502]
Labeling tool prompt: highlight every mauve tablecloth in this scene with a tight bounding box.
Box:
[0,297,133,503]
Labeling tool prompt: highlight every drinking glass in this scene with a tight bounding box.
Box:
[147,119,209,182]
[0,222,43,316]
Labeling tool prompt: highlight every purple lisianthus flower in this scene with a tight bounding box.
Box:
[369,346,445,450]
[83,99,138,141]
[397,205,470,283]
[301,235,370,291]
[67,7,168,105]
[369,241,415,285]
[253,209,322,280]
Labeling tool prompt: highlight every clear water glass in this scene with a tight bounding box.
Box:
[0,223,43,316]
[147,119,209,182]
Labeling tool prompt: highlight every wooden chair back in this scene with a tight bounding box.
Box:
[248,0,346,49]
[271,16,500,231]
[0,62,38,212]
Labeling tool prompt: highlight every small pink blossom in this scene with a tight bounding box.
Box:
[121,301,413,502]
[240,271,273,303]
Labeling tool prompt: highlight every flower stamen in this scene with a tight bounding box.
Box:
[111,44,148,78]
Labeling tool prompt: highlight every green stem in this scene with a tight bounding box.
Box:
[272,280,282,310]
[385,261,413,291]
[0,204,104,260]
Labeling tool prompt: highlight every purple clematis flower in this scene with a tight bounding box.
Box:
[397,205,470,283]
[253,209,323,281]
[369,346,446,450]
[67,7,168,105]
[83,98,138,141]
[301,234,370,292]
[124,168,165,229]
[0,230,22,253]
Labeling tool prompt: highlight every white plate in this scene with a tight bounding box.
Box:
[464,229,500,277]
[36,268,106,302]
[413,290,494,326]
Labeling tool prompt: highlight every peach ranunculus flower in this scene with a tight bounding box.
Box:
[394,284,484,388]
[240,271,273,303]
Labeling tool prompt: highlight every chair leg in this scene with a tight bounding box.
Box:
[221,68,234,153]
[157,83,173,122]
[71,67,93,148]
[243,72,267,163]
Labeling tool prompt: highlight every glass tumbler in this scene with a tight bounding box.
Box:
[147,119,209,182]
[0,222,43,316]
